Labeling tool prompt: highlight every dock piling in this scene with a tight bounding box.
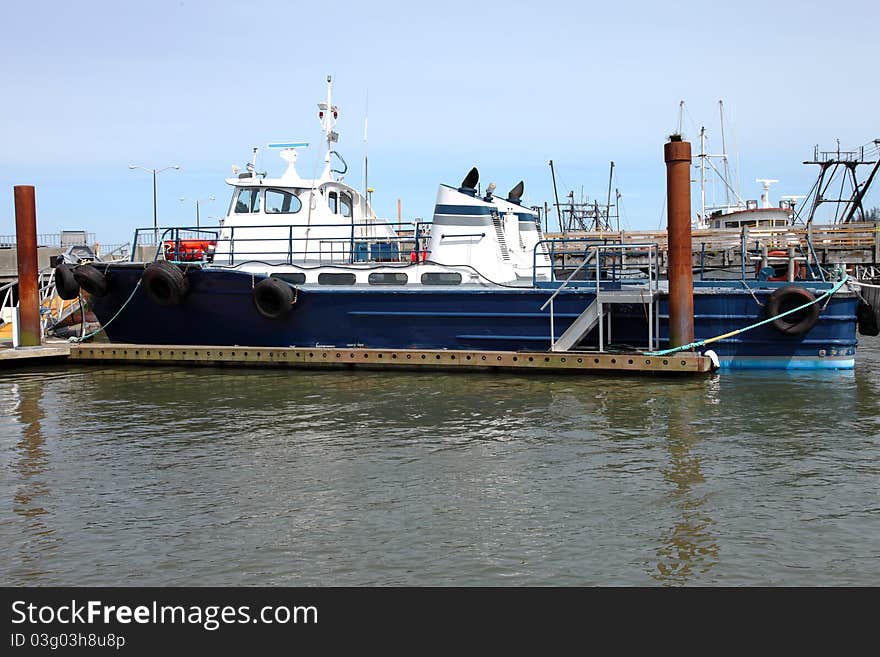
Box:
[13,185,40,347]
[664,137,694,348]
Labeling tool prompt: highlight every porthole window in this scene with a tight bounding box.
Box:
[368,272,408,285]
[272,273,306,285]
[420,272,462,285]
[318,272,357,285]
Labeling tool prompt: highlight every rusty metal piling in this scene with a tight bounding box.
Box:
[664,137,695,349]
[13,186,40,347]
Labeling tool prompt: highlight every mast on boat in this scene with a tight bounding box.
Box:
[318,75,339,182]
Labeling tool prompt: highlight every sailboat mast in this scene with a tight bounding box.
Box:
[719,100,732,208]
[700,126,706,223]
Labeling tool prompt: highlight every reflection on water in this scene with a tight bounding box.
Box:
[1,338,879,586]
[5,378,55,580]
[654,390,719,584]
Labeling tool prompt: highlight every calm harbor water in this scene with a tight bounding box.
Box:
[2,340,879,586]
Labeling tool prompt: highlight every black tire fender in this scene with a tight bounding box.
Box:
[73,264,109,297]
[54,264,81,300]
[766,285,820,336]
[253,277,296,319]
[143,260,189,306]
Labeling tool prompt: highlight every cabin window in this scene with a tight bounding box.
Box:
[318,272,356,285]
[265,189,302,214]
[368,272,408,285]
[234,188,261,214]
[328,191,338,214]
[421,272,462,285]
[272,273,306,285]
[340,192,353,218]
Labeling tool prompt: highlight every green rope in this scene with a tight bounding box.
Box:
[69,279,143,343]
[644,274,850,357]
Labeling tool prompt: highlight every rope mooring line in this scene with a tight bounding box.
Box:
[69,278,143,343]
[644,275,850,357]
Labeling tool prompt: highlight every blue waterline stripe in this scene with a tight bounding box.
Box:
[719,357,855,370]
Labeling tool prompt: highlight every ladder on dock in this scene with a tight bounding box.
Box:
[541,243,661,352]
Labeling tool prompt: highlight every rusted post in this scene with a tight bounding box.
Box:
[14,186,40,347]
[664,137,694,348]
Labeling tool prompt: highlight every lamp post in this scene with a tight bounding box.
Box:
[129,164,180,241]
[180,196,215,229]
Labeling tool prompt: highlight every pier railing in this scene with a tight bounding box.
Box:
[546,222,880,251]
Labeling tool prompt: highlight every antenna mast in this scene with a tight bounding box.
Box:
[318,74,339,181]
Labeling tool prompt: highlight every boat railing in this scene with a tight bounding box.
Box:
[131,221,434,266]
[539,242,661,352]
[533,237,658,286]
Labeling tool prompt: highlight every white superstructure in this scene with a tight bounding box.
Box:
[202,77,549,287]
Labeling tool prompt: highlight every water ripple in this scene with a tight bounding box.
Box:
[1,338,880,585]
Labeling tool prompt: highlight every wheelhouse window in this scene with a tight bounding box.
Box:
[234,188,261,214]
[340,192,353,218]
[326,189,353,217]
[318,272,356,285]
[421,272,462,285]
[265,189,302,214]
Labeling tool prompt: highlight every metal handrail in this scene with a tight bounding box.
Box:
[540,242,660,352]
[539,251,597,311]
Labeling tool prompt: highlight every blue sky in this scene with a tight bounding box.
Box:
[1,0,878,245]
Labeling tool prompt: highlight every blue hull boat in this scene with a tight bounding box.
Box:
[83,265,859,370]
[59,77,869,371]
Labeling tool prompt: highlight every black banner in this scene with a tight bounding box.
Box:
[0,587,867,652]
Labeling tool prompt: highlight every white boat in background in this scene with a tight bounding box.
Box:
[691,100,796,230]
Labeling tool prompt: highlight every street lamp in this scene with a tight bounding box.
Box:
[180,196,215,229]
[129,164,181,240]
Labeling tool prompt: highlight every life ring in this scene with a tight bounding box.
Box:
[766,285,820,336]
[73,264,109,297]
[54,264,81,300]
[253,277,296,319]
[143,260,189,306]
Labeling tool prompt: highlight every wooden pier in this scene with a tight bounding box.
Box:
[55,343,716,375]
[545,222,880,278]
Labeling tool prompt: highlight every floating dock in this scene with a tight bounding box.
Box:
[0,343,71,364]
[55,343,716,375]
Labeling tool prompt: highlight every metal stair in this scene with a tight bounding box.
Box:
[552,300,601,351]
[551,288,659,352]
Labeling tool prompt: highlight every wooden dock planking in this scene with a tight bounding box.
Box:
[0,344,71,364]
[67,343,715,375]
